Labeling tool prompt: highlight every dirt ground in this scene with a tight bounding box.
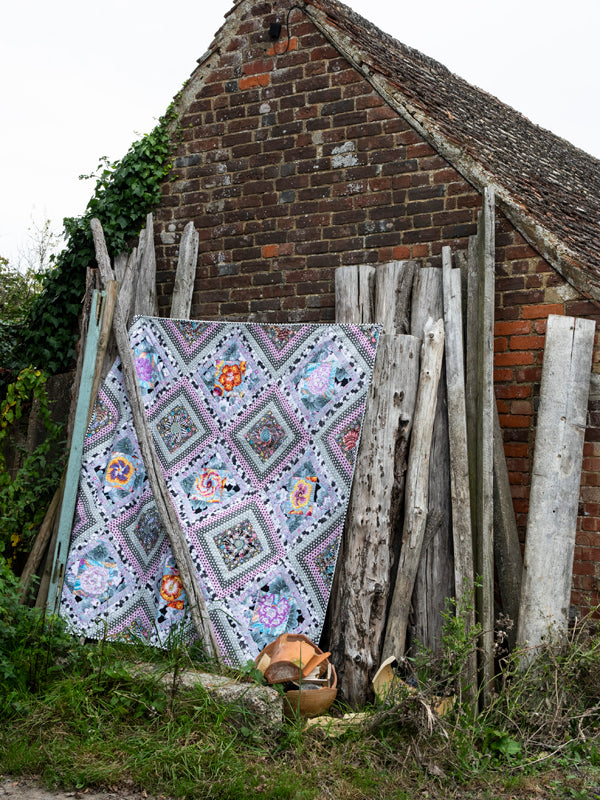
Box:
[0,778,164,800]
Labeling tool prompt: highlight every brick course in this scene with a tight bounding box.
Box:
[153,0,600,612]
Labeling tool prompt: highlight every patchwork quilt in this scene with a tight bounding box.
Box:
[60,318,380,664]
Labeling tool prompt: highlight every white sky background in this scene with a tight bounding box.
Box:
[1,0,598,265]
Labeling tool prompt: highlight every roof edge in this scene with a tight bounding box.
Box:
[305,4,600,302]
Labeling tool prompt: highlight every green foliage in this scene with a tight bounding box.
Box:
[0,556,78,716]
[19,106,177,376]
[0,367,64,560]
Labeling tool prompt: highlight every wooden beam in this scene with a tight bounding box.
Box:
[382,317,445,662]
[133,213,157,317]
[409,267,453,655]
[329,333,420,706]
[374,261,415,334]
[90,219,219,659]
[517,315,595,660]
[335,265,375,324]
[171,221,199,320]
[46,290,103,614]
[493,401,522,649]
[442,246,477,701]
[476,188,495,701]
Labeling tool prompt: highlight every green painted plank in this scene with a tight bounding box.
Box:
[47,290,104,614]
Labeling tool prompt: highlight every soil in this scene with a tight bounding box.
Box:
[0,778,166,800]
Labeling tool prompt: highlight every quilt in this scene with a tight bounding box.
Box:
[59,318,380,665]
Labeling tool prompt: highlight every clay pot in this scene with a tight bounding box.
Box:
[256,633,330,684]
[283,665,338,719]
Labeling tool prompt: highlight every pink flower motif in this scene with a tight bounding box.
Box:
[305,362,332,395]
[135,355,153,383]
[79,565,109,596]
[342,426,359,453]
[257,593,290,628]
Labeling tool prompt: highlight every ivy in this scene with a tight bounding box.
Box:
[18,103,178,376]
[0,368,64,563]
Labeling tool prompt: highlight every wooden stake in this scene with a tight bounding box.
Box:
[90,218,219,659]
[335,265,375,323]
[476,188,495,702]
[374,261,415,333]
[442,247,477,701]
[493,401,522,649]
[329,333,420,705]
[171,221,199,319]
[517,315,595,660]
[409,268,453,655]
[134,214,157,317]
[382,318,445,661]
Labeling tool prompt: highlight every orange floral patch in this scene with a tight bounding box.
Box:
[217,361,247,392]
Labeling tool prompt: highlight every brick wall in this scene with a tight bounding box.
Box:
[153,0,600,612]
[154,2,480,322]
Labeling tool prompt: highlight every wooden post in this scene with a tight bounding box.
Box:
[171,221,199,320]
[46,291,104,614]
[134,213,158,317]
[442,246,477,699]
[329,333,420,706]
[517,315,595,659]
[476,188,495,701]
[374,261,415,334]
[409,268,454,655]
[382,318,445,661]
[493,401,522,648]
[335,265,375,323]
[90,218,219,659]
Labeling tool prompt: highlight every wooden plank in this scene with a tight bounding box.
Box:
[374,261,415,333]
[465,235,479,533]
[493,401,522,649]
[46,290,104,614]
[335,265,375,323]
[91,218,219,659]
[19,474,64,602]
[329,333,420,706]
[442,246,477,700]
[88,280,118,426]
[114,252,128,283]
[171,221,199,320]
[409,267,453,655]
[133,213,157,317]
[382,317,445,662]
[476,188,495,701]
[517,315,595,659]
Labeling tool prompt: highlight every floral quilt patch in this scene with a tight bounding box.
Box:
[60,319,379,664]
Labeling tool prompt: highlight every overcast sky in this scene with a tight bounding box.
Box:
[2,0,598,265]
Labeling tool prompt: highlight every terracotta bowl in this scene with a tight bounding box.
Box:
[283,665,338,719]
[255,633,329,682]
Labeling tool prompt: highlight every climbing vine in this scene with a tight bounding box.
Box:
[0,367,64,563]
[18,103,178,377]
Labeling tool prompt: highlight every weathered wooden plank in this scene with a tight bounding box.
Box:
[329,333,420,706]
[114,252,128,284]
[476,188,495,701]
[374,261,415,333]
[91,219,219,659]
[133,213,157,317]
[19,474,64,602]
[409,267,453,655]
[171,221,199,320]
[493,401,522,648]
[442,247,477,699]
[465,235,479,532]
[335,265,375,323]
[46,290,103,614]
[517,315,595,659]
[382,318,445,662]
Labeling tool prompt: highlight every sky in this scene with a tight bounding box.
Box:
[1,0,598,265]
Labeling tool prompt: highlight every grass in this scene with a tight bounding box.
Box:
[3,572,600,799]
